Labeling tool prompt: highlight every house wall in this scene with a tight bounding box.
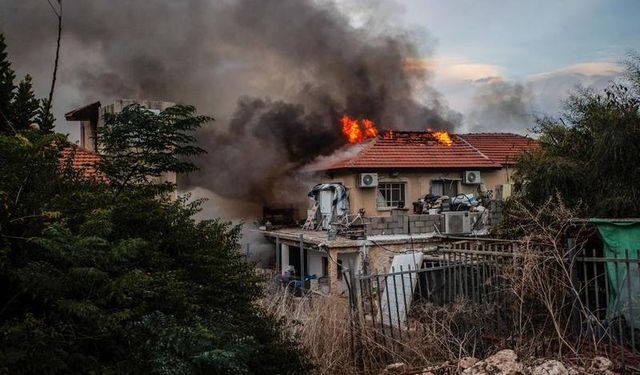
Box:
[280,244,290,272]
[325,249,360,295]
[307,250,325,277]
[80,120,95,152]
[320,169,510,216]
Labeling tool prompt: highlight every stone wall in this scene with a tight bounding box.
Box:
[408,214,442,234]
[364,208,442,236]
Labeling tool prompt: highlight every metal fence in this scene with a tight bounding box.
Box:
[344,241,640,371]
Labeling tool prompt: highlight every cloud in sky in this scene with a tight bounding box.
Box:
[407,57,504,82]
[426,56,626,134]
[529,62,625,81]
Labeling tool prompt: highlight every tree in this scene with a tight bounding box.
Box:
[0,109,311,373]
[0,33,16,133]
[0,34,51,133]
[98,104,209,193]
[10,75,39,130]
[512,54,640,218]
[41,0,63,132]
[35,98,56,132]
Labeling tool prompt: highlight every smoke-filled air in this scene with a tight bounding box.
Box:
[0,0,459,209]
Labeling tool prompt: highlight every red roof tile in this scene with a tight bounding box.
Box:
[459,133,537,165]
[60,145,105,180]
[306,131,536,172]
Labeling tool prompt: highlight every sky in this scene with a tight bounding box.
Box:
[1,0,638,138]
[404,0,639,76]
[393,0,639,133]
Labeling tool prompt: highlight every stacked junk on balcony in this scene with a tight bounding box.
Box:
[298,182,493,240]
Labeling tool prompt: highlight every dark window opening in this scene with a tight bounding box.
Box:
[322,257,328,278]
[431,179,458,197]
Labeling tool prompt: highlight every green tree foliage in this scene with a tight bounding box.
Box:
[0,112,311,373]
[98,104,209,192]
[35,98,56,132]
[10,75,39,130]
[512,55,640,218]
[0,34,50,134]
[0,34,16,133]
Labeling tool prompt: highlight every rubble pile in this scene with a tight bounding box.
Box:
[380,349,620,375]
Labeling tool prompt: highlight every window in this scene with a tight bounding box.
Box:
[377,182,406,208]
[431,179,458,197]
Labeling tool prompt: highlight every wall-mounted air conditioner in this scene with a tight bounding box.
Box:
[463,170,481,184]
[358,173,378,188]
[443,211,471,234]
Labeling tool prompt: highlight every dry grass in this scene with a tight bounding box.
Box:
[258,287,358,374]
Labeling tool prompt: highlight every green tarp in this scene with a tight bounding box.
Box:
[590,219,640,329]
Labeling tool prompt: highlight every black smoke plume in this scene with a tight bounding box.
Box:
[1,0,459,206]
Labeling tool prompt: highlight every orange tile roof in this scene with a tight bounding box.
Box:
[59,145,105,180]
[308,131,536,171]
[459,133,537,165]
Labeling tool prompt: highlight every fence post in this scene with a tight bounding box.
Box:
[299,234,305,291]
[275,235,280,274]
[348,259,365,374]
[566,237,582,356]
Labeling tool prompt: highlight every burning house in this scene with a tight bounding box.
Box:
[261,118,536,295]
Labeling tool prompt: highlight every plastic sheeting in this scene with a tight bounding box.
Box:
[590,219,640,330]
[380,252,424,329]
[308,183,349,217]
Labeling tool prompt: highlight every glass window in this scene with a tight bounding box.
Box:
[377,182,406,208]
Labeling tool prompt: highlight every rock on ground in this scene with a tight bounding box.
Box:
[462,349,524,375]
[530,360,568,375]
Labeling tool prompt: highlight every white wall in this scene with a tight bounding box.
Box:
[280,244,289,274]
[307,250,325,277]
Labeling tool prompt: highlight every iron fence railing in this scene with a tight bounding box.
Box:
[344,242,640,372]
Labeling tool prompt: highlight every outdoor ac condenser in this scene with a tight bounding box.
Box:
[358,173,378,188]
[463,170,481,184]
[443,211,471,234]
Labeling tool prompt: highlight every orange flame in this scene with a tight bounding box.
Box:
[362,119,378,138]
[341,115,378,144]
[432,130,453,146]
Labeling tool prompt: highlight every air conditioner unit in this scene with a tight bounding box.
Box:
[358,173,378,188]
[463,170,481,184]
[443,211,471,234]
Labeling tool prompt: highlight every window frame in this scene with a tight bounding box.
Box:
[377,182,407,209]
[430,178,459,197]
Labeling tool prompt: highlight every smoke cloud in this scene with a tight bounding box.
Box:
[467,77,534,133]
[0,0,458,208]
